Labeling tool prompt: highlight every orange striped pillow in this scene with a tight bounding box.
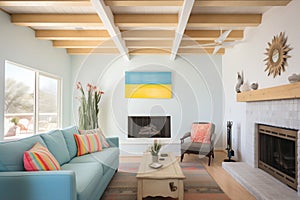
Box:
[74,133,102,156]
[23,142,61,171]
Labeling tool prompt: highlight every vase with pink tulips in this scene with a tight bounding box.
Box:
[76,82,104,130]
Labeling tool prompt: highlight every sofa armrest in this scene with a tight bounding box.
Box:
[107,137,119,147]
[0,171,77,200]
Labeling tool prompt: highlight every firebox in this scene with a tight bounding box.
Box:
[128,116,171,138]
[258,124,298,190]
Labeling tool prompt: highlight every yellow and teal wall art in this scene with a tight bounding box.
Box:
[125,72,172,98]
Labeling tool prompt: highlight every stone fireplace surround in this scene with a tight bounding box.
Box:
[223,99,300,199]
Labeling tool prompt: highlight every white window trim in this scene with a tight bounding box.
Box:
[4,60,62,135]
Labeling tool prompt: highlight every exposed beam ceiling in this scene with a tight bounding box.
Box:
[0,0,292,56]
[104,0,290,7]
[0,0,91,7]
[0,0,290,7]
[11,14,261,28]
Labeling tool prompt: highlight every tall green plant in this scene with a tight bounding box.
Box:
[77,82,104,130]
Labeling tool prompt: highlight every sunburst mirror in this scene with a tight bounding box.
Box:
[264,32,292,78]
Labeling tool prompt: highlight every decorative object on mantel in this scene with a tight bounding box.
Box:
[235,71,244,93]
[250,82,259,90]
[240,81,250,92]
[224,121,235,162]
[76,82,104,130]
[288,73,300,83]
[264,32,292,78]
[150,139,162,163]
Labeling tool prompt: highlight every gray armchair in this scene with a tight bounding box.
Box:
[180,122,215,166]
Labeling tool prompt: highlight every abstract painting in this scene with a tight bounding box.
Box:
[125,72,172,98]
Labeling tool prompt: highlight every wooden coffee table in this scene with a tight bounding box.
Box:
[136,152,185,200]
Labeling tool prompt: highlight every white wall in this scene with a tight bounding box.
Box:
[0,11,72,139]
[71,54,224,155]
[222,0,300,162]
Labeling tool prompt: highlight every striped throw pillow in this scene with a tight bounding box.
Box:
[74,133,102,156]
[79,128,110,148]
[23,142,61,171]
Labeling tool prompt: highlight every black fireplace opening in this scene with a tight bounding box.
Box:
[128,116,171,138]
[259,133,295,178]
[258,124,297,190]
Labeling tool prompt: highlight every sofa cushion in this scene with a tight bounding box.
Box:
[70,147,119,173]
[40,130,70,165]
[74,133,102,156]
[61,162,103,200]
[61,126,79,159]
[0,135,46,171]
[23,142,61,171]
[79,128,110,148]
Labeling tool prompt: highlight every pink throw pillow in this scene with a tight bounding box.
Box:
[190,123,211,143]
[23,142,61,171]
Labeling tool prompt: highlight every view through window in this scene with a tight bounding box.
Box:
[4,61,61,140]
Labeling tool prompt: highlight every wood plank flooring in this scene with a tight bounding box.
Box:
[120,151,255,200]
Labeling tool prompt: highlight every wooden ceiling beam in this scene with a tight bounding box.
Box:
[104,0,183,6]
[194,0,291,7]
[53,40,114,48]
[53,39,233,48]
[184,30,243,40]
[36,30,111,40]
[67,48,119,54]
[53,40,174,48]
[104,0,290,7]
[36,30,243,40]
[67,47,225,55]
[178,48,225,54]
[188,14,261,27]
[0,0,91,7]
[11,14,260,28]
[114,14,178,27]
[12,14,102,27]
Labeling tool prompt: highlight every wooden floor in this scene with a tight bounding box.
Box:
[120,151,255,200]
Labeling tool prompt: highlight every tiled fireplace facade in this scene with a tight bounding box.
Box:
[245,99,300,191]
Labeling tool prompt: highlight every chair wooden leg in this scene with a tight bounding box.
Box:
[208,154,211,166]
[180,153,184,162]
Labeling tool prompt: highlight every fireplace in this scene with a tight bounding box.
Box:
[258,124,298,190]
[128,116,171,138]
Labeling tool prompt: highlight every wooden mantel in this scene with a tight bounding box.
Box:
[237,82,300,102]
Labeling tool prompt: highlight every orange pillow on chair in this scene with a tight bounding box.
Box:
[190,123,211,143]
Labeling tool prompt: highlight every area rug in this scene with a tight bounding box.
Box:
[100,162,230,200]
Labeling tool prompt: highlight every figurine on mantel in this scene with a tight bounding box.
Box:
[288,73,300,83]
[235,71,244,93]
[250,82,259,90]
[240,81,251,92]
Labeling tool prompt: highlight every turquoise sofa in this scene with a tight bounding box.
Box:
[0,126,119,200]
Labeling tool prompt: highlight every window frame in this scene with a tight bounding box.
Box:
[4,60,62,135]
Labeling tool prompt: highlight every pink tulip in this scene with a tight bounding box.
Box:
[87,83,92,92]
[99,91,104,95]
[93,86,97,91]
[76,82,82,89]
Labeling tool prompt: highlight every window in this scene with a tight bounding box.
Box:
[4,61,62,140]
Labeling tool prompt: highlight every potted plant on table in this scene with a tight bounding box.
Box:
[150,140,162,163]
